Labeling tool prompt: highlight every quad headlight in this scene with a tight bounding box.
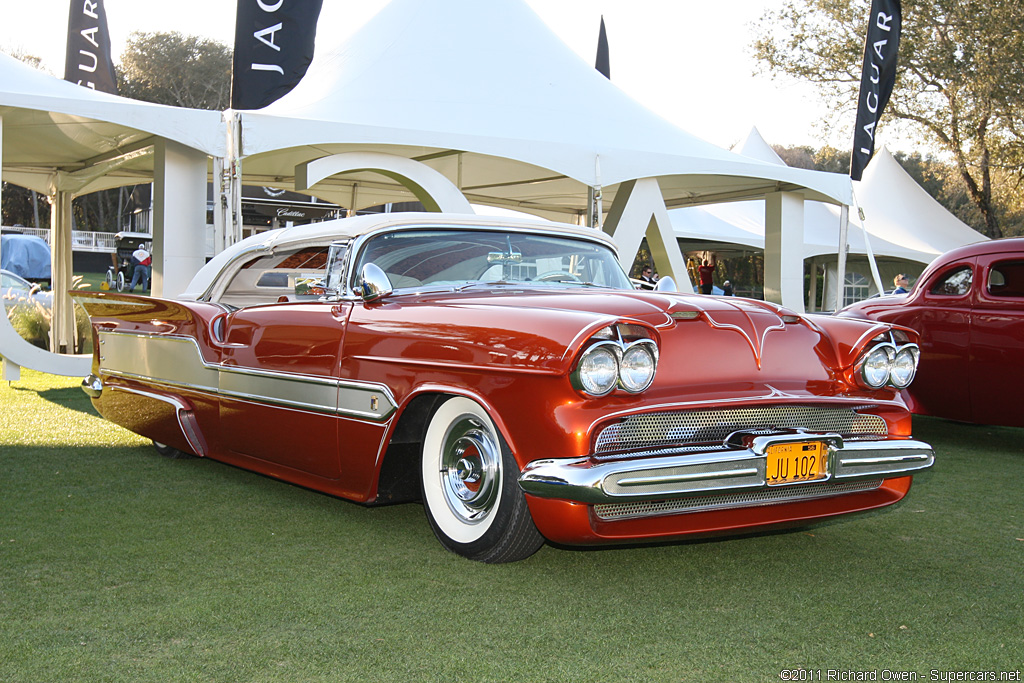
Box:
[572,327,659,397]
[576,344,620,396]
[890,345,920,388]
[854,341,920,390]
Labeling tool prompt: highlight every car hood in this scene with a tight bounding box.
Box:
[345,287,890,397]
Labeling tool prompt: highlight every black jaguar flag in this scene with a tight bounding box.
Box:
[850,0,901,180]
[595,16,610,79]
[231,0,324,110]
[64,0,118,94]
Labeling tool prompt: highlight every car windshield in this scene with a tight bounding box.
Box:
[352,229,632,290]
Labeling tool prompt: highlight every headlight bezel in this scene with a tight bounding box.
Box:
[571,325,660,397]
[889,344,920,388]
[572,341,621,397]
[853,340,921,391]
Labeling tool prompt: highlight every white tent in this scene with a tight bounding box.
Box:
[855,147,988,258]
[0,53,222,194]
[236,0,852,218]
[1,53,223,377]
[671,128,988,305]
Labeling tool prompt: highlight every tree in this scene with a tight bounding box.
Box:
[753,0,1024,238]
[118,31,231,110]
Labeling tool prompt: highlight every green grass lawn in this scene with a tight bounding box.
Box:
[1,370,1021,682]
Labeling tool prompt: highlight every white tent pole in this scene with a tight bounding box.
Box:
[853,189,885,295]
[835,204,850,311]
[231,112,244,245]
[213,155,226,253]
[50,189,75,353]
[808,256,818,313]
[348,183,359,218]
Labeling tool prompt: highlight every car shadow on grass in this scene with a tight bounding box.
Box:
[34,384,101,418]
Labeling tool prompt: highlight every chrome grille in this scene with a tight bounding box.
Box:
[594,405,885,454]
[593,479,883,520]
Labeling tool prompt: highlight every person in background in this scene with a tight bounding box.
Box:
[722,280,734,296]
[697,253,717,294]
[893,273,910,295]
[639,266,656,285]
[129,243,152,293]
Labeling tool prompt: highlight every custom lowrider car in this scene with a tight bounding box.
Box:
[839,237,1024,428]
[76,213,934,563]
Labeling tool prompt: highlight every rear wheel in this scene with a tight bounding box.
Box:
[152,440,195,459]
[420,396,544,563]
[116,271,126,292]
[104,270,115,289]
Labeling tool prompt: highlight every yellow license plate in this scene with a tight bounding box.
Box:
[765,441,828,486]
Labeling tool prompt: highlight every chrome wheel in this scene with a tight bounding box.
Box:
[422,397,502,543]
[440,412,502,526]
[420,396,544,562]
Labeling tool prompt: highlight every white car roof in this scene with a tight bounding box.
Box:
[179,212,616,301]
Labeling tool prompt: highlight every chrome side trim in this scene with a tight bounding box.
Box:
[518,435,933,505]
[108,384,208,457]
[97,330,397,422]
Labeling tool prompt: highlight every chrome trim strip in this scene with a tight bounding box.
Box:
[518,435,933,505]
[615,467,760,487]
[97,330,397,422]
[111,383,193,412]
[108,384,207,456]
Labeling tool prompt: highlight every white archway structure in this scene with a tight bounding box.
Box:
[1,55,222,378]
[295,152,474,214]
[603,178,692,290]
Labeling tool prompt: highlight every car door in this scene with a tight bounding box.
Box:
[903,259,975,422]
[214,302,351,478]
[968,255,1024,427]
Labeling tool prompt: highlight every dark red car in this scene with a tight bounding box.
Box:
[839,238,1024,428]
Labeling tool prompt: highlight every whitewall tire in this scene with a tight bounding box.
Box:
[420,396,544,563]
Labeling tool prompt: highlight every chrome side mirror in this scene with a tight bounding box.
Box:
[654,276,677,292]
[359,263,393,302]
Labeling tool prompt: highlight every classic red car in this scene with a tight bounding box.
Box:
[839,237,1024,428]
[76,213,933,562]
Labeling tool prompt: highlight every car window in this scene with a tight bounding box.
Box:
[1,272,30,293]
[353,229,632,290]
[929,266,972,296]
[987,260,1024,298]
[221,246,330,306]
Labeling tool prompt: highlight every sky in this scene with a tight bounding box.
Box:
[0,0,907,154]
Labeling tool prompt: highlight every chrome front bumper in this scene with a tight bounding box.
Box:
[517,432,934,505]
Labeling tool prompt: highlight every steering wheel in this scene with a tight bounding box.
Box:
[535,271,582,283]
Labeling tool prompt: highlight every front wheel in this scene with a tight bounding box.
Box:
[116,271,126,292]
[420,396,544,563]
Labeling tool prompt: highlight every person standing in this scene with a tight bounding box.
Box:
[697,253,717,294]
[638,266,657,289]
[128,243,152,293]
[722,280,734,296]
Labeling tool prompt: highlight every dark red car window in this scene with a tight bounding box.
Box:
[929,266,972,296]
[987,260,1024,298]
